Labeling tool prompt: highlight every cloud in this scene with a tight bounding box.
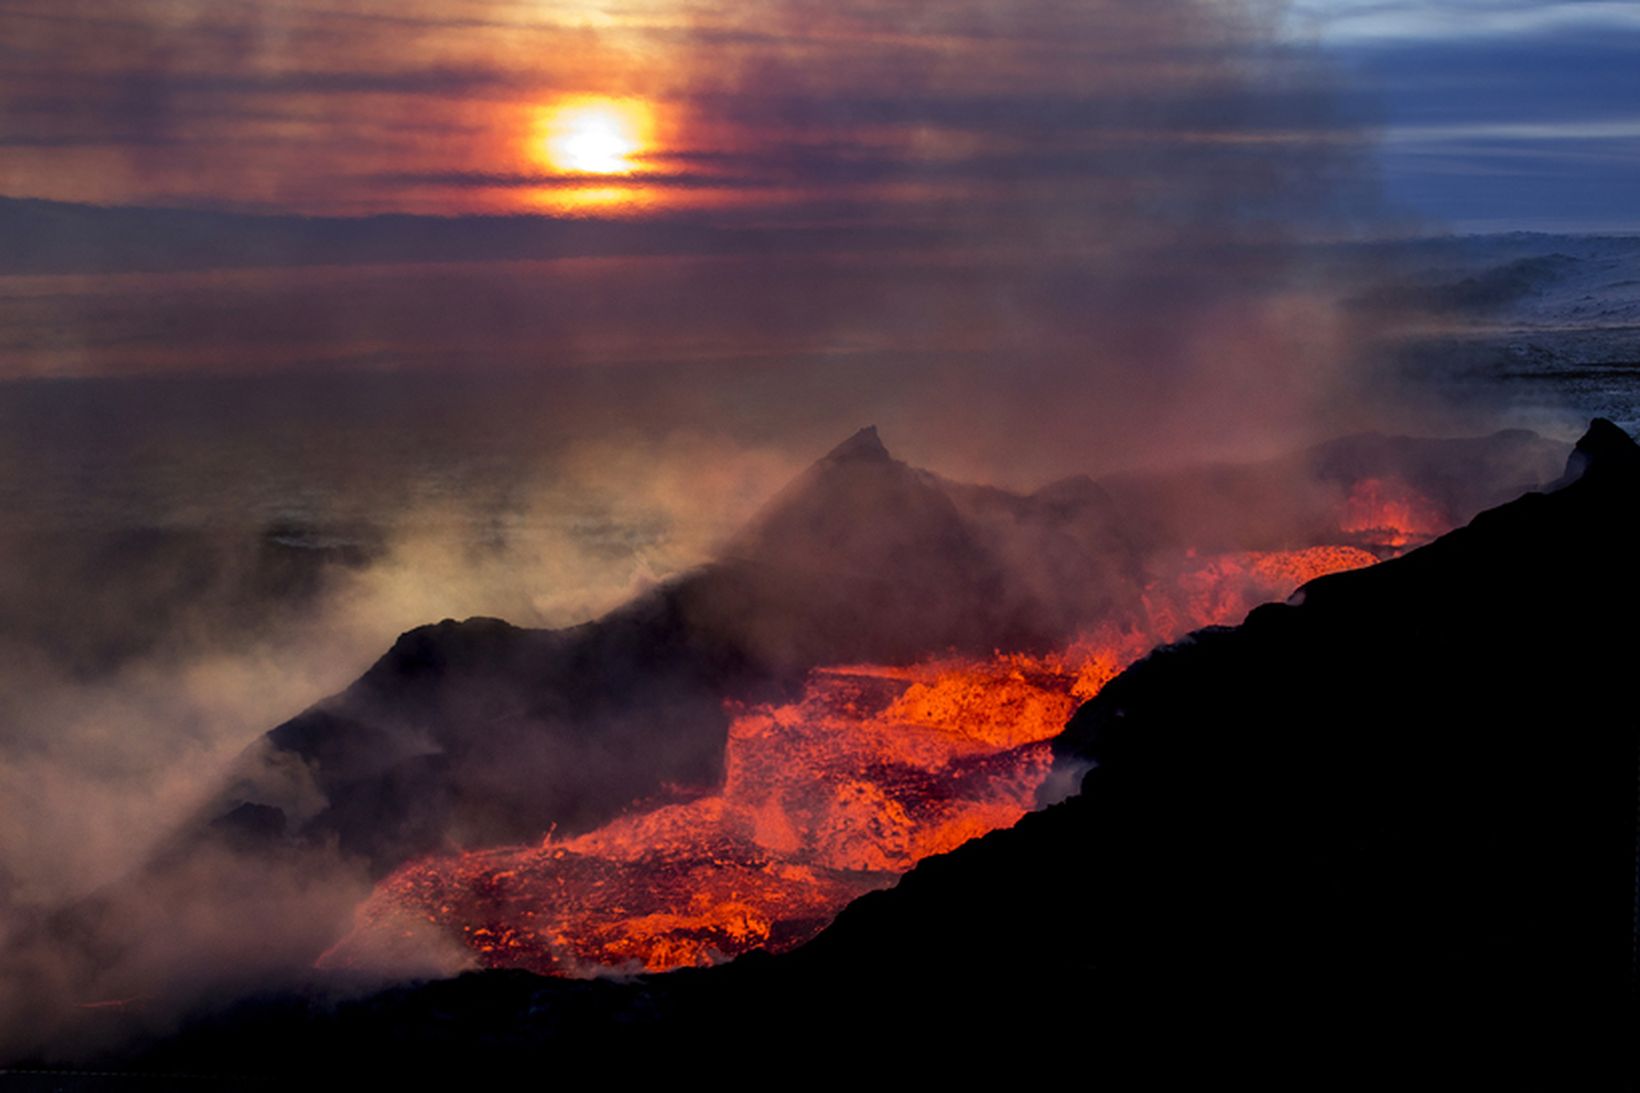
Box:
[1318,25,1640,229]
[1295,0,1640,42]
[0,0,1368,222]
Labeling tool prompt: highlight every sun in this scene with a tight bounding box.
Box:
[536,97,652,175]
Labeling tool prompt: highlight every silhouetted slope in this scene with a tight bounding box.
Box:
[138,421,1637,1083]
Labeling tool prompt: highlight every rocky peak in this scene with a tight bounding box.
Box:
[820,425,891,464]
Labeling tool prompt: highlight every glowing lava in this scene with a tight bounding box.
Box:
[322,543,1385,977]
[1341,477,1447,549]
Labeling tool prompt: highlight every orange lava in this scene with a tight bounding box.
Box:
[1341,477,1447,549]
[321,543,1385,977]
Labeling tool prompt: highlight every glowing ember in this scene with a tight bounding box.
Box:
[321,542,1386,977]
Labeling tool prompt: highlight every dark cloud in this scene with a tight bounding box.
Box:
[1376,139,1640,232]
[1336,27,1640,126]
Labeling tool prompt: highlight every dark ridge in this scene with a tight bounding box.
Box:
[820,424,890,463]
[1556,415,1640,487]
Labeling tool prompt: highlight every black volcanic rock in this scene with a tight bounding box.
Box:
[1558,414,1640,487]
[719,421,1118,658]
[222,593,764,873]
[137,421,1638,1082]
[724,425,977,578]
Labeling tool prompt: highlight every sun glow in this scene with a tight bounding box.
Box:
[537,97,652,175]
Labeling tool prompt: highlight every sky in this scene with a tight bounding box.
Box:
[0,0,1633,399]
[0,0,1632,228]
[0,1,1367,390]
[0,0,1361,220]
[1299,0,1640,231]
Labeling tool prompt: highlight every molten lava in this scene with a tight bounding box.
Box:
[322,542,1386,977]
[1341,477,1447,549]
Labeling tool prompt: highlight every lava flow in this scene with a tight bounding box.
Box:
[1341,476,1447,548]
[321,539,1395,977]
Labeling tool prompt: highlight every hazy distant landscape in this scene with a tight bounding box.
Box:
[1354,233,1640,435]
